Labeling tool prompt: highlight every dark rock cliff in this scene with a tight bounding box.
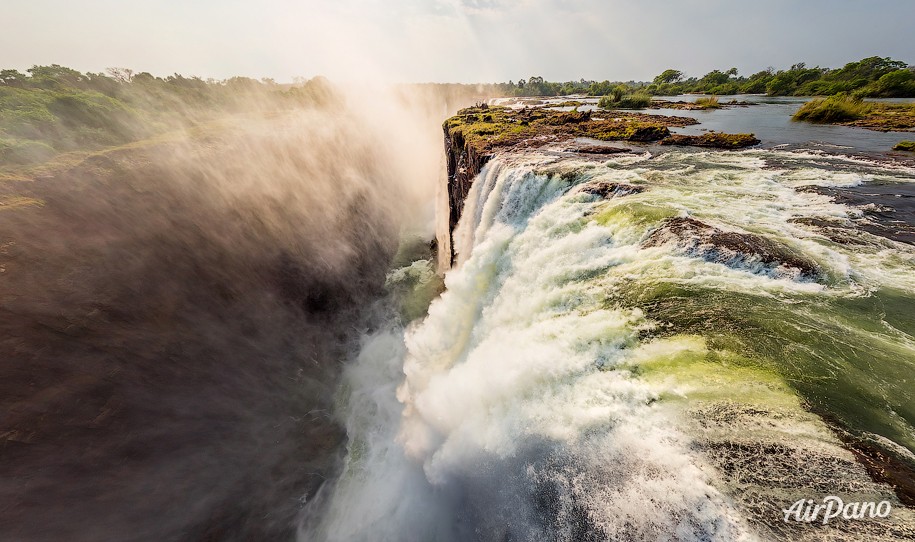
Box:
[443,124,491,267]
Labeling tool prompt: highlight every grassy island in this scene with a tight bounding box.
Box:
[443,105,694,154]
[793,95,915,131]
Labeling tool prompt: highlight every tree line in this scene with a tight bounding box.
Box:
[493,56,915,98]
[0,65,335,165]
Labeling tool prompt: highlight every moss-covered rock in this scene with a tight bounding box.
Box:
[894,140,915,152]
[444,104,697,157]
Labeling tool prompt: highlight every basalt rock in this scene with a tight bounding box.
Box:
[574,181,645,198]
[444,123,493,267]
[643,217,819,279]
[568,145,632,155]
[660,132,760,149]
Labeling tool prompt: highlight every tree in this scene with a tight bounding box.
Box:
[766,72,796,95]
[699,70,730,87]
[653,69,683,85]
[872,69,915,97]
[106,67,134,83]
[27,64,86,89]
[0,69,27,87]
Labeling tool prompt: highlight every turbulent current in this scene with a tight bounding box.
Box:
[306,147,915,541]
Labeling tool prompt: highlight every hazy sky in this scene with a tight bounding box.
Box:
[3,0,914,83]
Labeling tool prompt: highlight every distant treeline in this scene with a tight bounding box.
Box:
[492,56,915,98]
[3,57,914,166]
[0,65,335,165]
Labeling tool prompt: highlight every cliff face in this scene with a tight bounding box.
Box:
[442,124,491,268]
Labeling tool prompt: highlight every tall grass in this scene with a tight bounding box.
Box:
[694,96,720,109]
[793,94,871,123]
[598,93,652,110]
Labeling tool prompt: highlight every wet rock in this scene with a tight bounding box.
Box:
[797,184,915,246]
[444,127,492,266]
[567,145,632,155]
[789,217,869,245]
[643,217,819,279]
[574,181,645,198]
[541,109,592,125]
[660,132,760,149]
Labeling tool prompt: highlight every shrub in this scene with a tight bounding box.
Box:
[694,96,721,109]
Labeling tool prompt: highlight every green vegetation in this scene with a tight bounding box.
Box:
[444,105,763,154]
[444,105,696,154]
[646,57,914,97]
[0,64,336,166]
[694,96,720,109]
[793,94,870,123]
[895,141,915,152]
[487,57,913,99]
[792,95,915,130]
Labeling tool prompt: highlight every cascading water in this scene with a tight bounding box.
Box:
[306,147,915,541]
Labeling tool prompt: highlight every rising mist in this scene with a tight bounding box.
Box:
[0,82,479,541]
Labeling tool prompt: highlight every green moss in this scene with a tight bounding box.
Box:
[445,105,689,154]
[894,140,915,152]
[581,121,669,142]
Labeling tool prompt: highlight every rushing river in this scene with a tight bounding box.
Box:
[304,105,915,541]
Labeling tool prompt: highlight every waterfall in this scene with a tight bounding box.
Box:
[306,148,915,541]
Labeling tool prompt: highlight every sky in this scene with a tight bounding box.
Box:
[3,0,914,83]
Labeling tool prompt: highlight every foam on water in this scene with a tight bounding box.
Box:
[306,148,915,541]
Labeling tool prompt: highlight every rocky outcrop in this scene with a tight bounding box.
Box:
[643,217,819,279]
[573,181,645,198]
[566,145,632,154]
[660,132,760,149]
[797,184,915,246]
[650,99,753,110]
